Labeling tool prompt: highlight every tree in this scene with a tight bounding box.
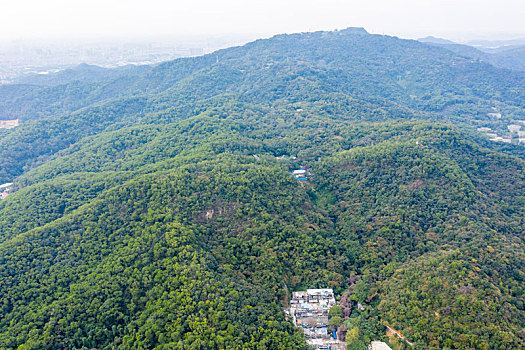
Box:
[329,316,343,328]
[329,305,344,318]
[346,327,360,345]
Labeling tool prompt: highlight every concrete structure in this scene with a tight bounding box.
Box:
[0,183,13,200]
[508,124,522,132]
[308,338,346,350]
[291,167,309,181]
[487,112,502,119]
[0,183,13,190]
[0,119,19,129]
[369,341,392,350]
[489,136,512,143]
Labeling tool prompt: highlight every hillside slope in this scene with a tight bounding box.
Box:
[0,29,524,350]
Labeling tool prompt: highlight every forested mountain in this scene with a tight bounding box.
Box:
[2,28,525,123]
[488,46,525,71]
[2,28,525,183]
[0,28,524,350]
[419,36,525,72]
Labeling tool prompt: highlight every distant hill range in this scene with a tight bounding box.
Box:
[10,63,151,87]
[468,38,525,52]
[419,35,525,71]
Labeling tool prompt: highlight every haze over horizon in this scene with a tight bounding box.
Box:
[1,0,524,43]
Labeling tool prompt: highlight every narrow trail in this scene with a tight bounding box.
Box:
[386,326,415,346]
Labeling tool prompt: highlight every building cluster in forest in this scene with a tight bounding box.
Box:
[291,167,309,181]
[286,289,345,350]
[478,122,525,144]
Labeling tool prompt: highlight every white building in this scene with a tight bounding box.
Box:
[0,183,13,190]
[489,136,511,143]
[508,124,522,132]
[0,120,19,129]
[292,169,307,176]
[369,341,392,350]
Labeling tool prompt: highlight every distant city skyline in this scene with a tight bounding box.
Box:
[0,0,524,43]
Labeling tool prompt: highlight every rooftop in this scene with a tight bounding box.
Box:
[369,341,392,350]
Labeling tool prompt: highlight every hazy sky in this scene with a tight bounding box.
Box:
[1,0,524,42]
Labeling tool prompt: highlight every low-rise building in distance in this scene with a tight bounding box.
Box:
[0,119,19,129]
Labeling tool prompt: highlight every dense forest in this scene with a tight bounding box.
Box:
[419,36,525,72]
[0,28,524,349]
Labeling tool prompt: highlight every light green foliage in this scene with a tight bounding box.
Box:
[329,305,344,318]
[346,327,360,345]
